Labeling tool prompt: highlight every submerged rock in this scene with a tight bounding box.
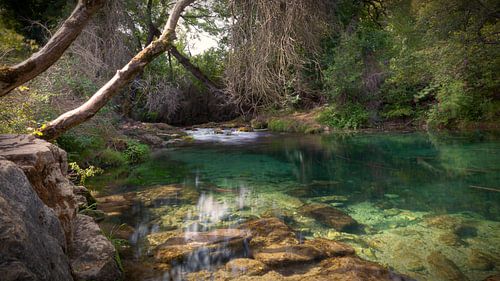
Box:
[137,184,199,206]
[318,256,415,281]
[225,258,268,277]
[238,217,298,250]
[254,238,355,266]
[424,214,463,230]
[438,232,463,246]
[154,229,252,264]
[97,184,198,217]
[185,255,413,281]
[300,203,360,232]
[306,238,355,256]
[147,231,179,248]
[454,224,478,239]
[467,249,496,271]
[483,274,500,281]
[238,217,356,267]
[308,195,349,203]
[427,251,469,281]
[253,244,324,265]
[97,193,135,216]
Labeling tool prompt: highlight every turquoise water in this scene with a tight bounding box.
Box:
[95,130,500,280]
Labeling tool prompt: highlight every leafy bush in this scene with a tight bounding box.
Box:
[69,162,103,184]
[317,103,369,130]
[124,141,150,164]
[382,106,414,119]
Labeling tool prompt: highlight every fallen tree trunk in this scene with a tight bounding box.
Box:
[147,21,222,93]
[169,45,222,93]
[0,0,106,97]
[38,0,195,141]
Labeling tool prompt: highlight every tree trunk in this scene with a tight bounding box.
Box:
[38,0,195,141]
[0,0,106,97]
[169,45,222,93]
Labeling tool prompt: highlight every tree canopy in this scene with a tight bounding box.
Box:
[0,0,498,138]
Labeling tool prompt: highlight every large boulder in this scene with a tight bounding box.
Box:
[70,215,122,281]
[0,159,73,281]
[0,135,122,281]
[0,134,77,242]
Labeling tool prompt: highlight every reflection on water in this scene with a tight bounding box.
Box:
[95,131,500,281]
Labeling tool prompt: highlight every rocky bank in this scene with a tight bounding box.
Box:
[0,134,121,281]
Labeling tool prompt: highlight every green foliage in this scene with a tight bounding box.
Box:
[323,21,390,101]
[268,119,296,132]
[96,149,127,168]
[268,118,306,133]
[57,132,105,163]
[69,162,103,185]
[317,103,369,130]
[0,0,71,43]
[124,141,150,165]
[320,0,499,129]
[65,76,99,98]
[267,117,322,134]
[0,22,37,58]
[0,86,54,134]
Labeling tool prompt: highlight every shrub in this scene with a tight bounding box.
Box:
[317,103,369,130]
[124,141,150,164]
[69,162,103,184]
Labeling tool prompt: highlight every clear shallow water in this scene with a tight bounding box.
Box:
[94,130,500,280]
